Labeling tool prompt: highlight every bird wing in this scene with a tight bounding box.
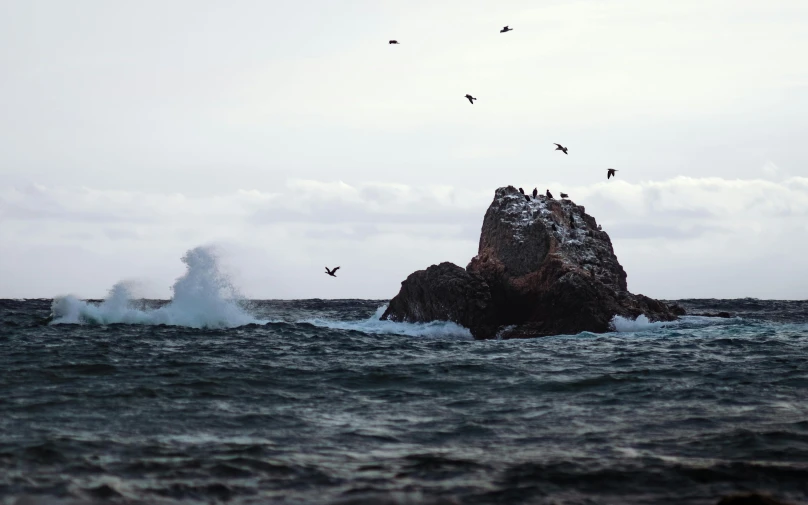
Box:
[333,267,340,272]
[554,143,562,148]
[467,96,474,104]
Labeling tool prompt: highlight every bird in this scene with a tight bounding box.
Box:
[524,194,530,202]
[546,189,554,199]
[389,40,399,44]
[500,26,513,33]
[554,143,568,155]
[532,188,538,198]
[518,187,525,194]
[325,266,340,277]
[465,94,477,104]
[607,168,618,179]
[560,192,569,199]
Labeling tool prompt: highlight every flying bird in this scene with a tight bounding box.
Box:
[560,192,569,199]
[465,94,477,104]
[500,26,513,33]
[532,188,538,198]
[546,189,554,199]
[325,266,340,277]
[607,168,618,179]
[554,143,568,155]
[389,40,399,44]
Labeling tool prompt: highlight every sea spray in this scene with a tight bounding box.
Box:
[300,305,473,339]
[50,246,261,328]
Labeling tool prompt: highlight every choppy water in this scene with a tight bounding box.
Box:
[3,295,808,505]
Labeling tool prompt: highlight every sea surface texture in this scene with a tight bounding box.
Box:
[2,295,808,505]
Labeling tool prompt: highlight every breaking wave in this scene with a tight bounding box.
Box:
[611,314,670,332]
[50,246,261,328]
[301,305,473,339]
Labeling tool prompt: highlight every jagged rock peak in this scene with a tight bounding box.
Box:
[473,185,627,291]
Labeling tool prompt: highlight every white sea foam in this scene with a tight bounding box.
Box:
[50,246,262,328]
[610,314,670,332]
[301,305,473,339]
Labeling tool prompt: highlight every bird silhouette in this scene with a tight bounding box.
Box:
[560,192,569,199]
[554,143,568,155]
[325,266,340,277]
[546,189,554,199]
[500,26,513,33]
[532,188,538,198]
[389,40,399,44]
[607,168,618,179]
[465,94,477,104]
[524,195,531,202]
[518,187,525,194]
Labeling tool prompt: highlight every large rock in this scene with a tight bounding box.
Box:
[382,186,681,339]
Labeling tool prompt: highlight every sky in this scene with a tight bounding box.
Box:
[1,0,807,300]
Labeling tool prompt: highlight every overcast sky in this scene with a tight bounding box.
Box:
[1,0,807,300]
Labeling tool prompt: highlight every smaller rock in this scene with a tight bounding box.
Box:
[381,262,497,338]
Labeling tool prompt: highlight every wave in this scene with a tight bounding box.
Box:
[611,314,671,332]
[301,305,473,339]
[50,247,262,328]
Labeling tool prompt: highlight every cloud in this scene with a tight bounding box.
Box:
[2,176,808,299]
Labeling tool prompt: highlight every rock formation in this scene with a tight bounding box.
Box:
[382,186,682,339]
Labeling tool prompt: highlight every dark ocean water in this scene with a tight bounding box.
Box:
[2,297,808,505]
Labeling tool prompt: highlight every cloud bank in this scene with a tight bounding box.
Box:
[2,176,807,300]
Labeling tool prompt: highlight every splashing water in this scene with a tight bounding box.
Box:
[302,305,473,339]
[50,246,261,328]
[611,314,671,332]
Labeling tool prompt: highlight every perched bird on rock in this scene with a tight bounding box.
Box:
[607,168,618,179]
[524,195,530,202]
[560,192,569,199]
[389,40,399,44]
[532,188,538,198]
[546,189,554,199]
[500,26,513,33]
[518,187,525,194]
[325,266,340,277]
[465,94,477,104]
[554,143,568,155]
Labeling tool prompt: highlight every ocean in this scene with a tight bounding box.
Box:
[2,250,807,504]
